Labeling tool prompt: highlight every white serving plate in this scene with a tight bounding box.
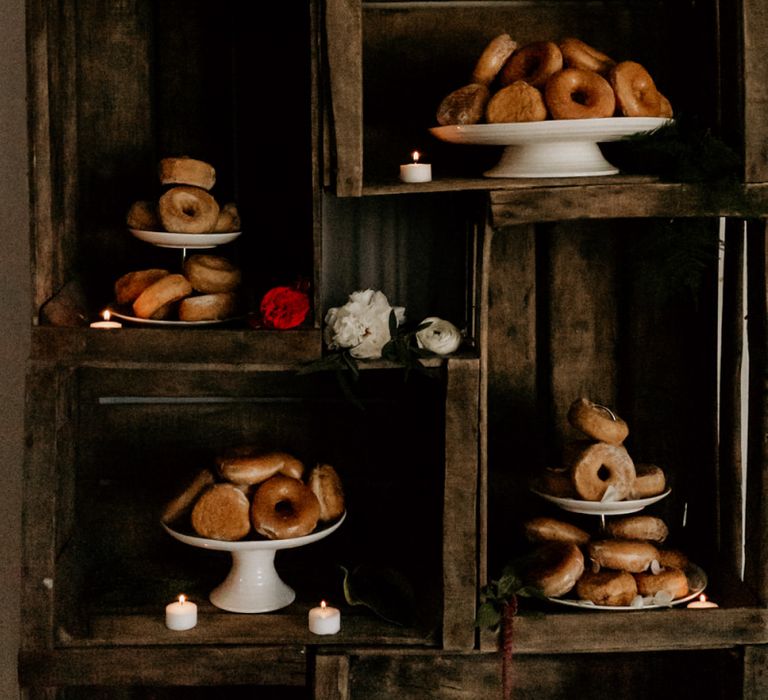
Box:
[129,228,241,249]
[107,306,239,327]
[530,488,672,516]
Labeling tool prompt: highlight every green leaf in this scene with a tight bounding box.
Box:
[475,601,501,630]
[341,563,419,627]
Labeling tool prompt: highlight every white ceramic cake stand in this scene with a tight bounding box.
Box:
[430,117,672,178]
[162,512,345,613]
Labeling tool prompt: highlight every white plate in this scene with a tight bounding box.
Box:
[107,306,239,327]
[547,563,707,611]
[430,117,672,178]
[129,228,242,249]
[530,488,672,515]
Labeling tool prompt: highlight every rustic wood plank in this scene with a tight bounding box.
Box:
[742,645,768,700]
[313,653,350,700]
[741,0,768,181]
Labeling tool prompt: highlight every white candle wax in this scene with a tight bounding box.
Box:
[687,594,718,609]
[308,600,341,635]
[400,151,432,183]
[90,310,122,329]
[165,594,198,630]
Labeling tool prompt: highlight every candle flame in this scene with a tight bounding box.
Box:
[320,600,327,610]
[411,151,420,164]
[698,594,707,603]
[179,594,186,605]
[102,309,111,321]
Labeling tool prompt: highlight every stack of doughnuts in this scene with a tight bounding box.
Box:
[162,447,345,541]
[436,35,672,125]
[126,156,241,234]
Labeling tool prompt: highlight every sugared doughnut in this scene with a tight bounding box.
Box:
[183,254,242,293]
[114,268,170,305]
[523,516,590,546]
[158,185,220,234]
[126,200,162,230]
[630,463,667,499]
[561,439,595,468]
[657,549,689,570]
[308,464,345,522]
[609,60,665,117]
[178,292,237,322]
[250,474,321,540]
[571,442,636,501]
[132,273,193,319]
[588,539,660,573]
[606,515,669,543]
[436,83,491,126]
[191,483,251,541]
[499,41,563,88]
[536,466,578,498]
[213,202,241,233]
[634,566,689,599]
[471,33,518,85]
[544,68,616,120]
[159,156,216,190]
[523,542,585,597]
[161,468,215,524]
[485,80,548,123]
[559,37,615,74]
[216,448,305,486]
[576,569,638,606]
[567,397,629,445]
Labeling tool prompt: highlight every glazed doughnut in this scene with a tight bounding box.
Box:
[559,37,615,75]
[132,273,193,319]
[183,254,242,293]
[606,515,669,543]
[609,61,665,117]
[190,483,252,541]
[571,442,636,501]
[634,566,689,599]
[216,449,305,486]
[588,539,660,573]
[523,516,590,546]
[126,200,162,230]
[114,268,170,305]
[485,80,548,123]
[213,202,241,233]
[471,33,518,85]
[436,83,491,126]
[536,466,577,498]
[544,68,616,120]
[658,93,674,118]
[576,569,638,606]
[523,542,585,597]
[629,463,667,499]
[158,185,220,234]
[499,41,563,88]
[178,292,236,322]
[161,468,215,524]
[308,463,345,522]
[159,156,216,190]
[250,474,321,540]
[567,397,629,445]
[657,549,689,570]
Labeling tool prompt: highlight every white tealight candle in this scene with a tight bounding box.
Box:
[687,594,719,609]
[308,600,341,635]
[399,150,432,183]
[165,594,198,630]
[90,309,122,329]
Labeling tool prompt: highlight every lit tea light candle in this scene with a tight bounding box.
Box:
[90,309,122,329]
[308,600,341,635]
[687,594,719,609]
[165,594,198,630]
[399,150,432,183]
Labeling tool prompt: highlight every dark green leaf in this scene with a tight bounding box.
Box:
[341,563,419,627]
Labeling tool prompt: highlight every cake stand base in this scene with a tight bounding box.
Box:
[484,141,618,178]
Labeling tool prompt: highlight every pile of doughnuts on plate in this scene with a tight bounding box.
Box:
[436,35,673,125]
[113,253,241,321]
[521,513,693,606]
[534,397,667,503]
[161,448,345,541]
[126,156,240,234]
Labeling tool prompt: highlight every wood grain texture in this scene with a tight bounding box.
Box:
[313,653,350,700]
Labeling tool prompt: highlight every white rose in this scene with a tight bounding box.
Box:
[324,289,405,359]
[415,317,462,355]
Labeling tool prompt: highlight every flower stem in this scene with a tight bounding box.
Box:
[501,594,518,700]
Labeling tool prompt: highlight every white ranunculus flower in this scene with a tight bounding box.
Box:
[415,317,462,355]
[324,289,405,359]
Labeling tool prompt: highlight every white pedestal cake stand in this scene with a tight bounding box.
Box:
[430,117,672,178]
[162,512,346,613]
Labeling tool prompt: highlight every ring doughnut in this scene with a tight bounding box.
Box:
[606,515,669,543]
[567,397,629,445]
[183,254,242,293]
[436,83,491,126]
[126,200,162,230]
[523,542,585,597]
[471,33,518,85]
[216,448,305,485]
[544,68,616,119]
[250,474,321,540]
[178,292,236,322]
[132,273,193,319]
[609,61,665,117]
[213,202,241,233]
[630,463,667,499]
[523,516,590,546]
[576,569,638,606]
[308,464,345,522]
[559,37,615,74]
[114,268,170,305]
[158,185,220,234]
[634,566,689,599]
[191,483,252,541]
[571,442,636,501]
[485,80,548,123]
[159,157,216,190]
[161,468,215,524]
[588,539,660,573]
[536,466,577,498]
[499,41,563,88]
[657,549,689,570]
